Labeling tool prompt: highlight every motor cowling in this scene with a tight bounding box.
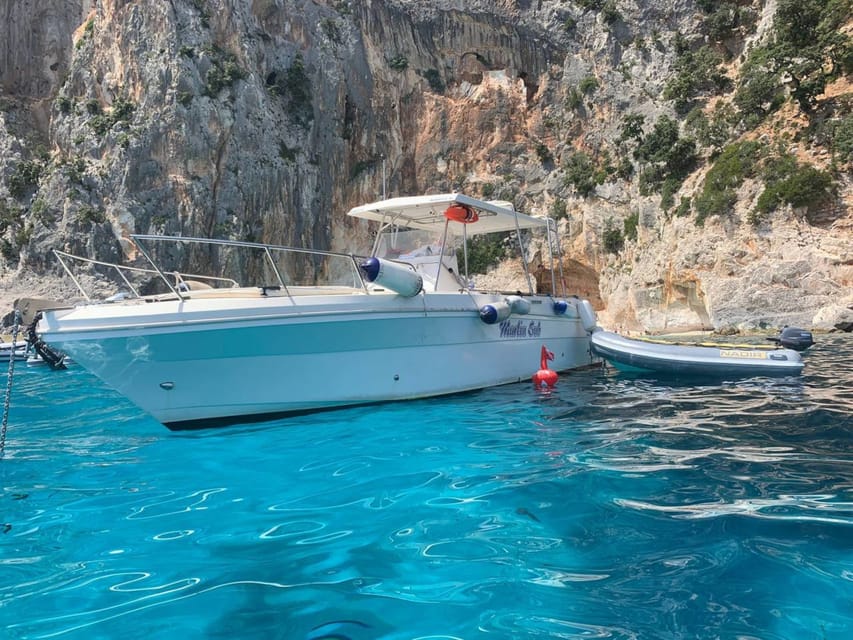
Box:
[768,327,814,352]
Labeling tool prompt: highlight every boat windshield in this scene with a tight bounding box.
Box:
[374,228,467,292]
[375,229,457,261]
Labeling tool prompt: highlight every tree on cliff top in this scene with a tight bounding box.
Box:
[736,0,853,118]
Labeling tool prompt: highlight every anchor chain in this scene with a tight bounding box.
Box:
[26,313,66,370]
[1,309,22,459]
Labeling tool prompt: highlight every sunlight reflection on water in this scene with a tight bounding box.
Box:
[0,334,851,639]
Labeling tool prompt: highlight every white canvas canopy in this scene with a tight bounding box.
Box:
[346,193,548,235]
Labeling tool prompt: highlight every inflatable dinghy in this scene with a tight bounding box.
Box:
[591,327,814,377]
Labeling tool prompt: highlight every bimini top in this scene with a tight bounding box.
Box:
[346,193,548,235]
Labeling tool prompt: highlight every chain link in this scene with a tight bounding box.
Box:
[0,309,22,459]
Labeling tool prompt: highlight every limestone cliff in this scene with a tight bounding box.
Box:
[0,0,851,332]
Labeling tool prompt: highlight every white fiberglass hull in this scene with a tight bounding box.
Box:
[39,292,596,429]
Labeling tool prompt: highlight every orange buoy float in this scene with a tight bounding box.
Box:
[444,204,479,224]
[532,345,558,388]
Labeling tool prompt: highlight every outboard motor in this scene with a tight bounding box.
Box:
[767,327,814,352]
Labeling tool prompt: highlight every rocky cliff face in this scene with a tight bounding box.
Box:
[0,0,851,332]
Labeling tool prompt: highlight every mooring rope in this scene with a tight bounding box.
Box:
[0,309,21,459]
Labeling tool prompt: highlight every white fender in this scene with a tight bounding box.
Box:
[361,258,423,297]
[479,300,512,324]
[578,299,599,333]
[505,295,531,315]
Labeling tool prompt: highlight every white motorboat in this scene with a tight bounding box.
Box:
[36,193,600,429]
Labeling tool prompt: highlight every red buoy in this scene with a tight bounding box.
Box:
[444,204,479,224]
[532,345,558,388]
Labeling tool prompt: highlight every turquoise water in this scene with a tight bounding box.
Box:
[1,335,852,639]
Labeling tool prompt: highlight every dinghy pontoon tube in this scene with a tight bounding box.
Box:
[590,327,813,377]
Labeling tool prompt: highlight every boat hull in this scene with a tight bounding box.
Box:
[590,330,804,377]
[39,293,596,428]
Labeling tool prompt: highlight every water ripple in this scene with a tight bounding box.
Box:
[1,335,851,638]
[617,493,853,524]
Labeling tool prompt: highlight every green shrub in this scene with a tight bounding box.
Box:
[601,0,621,24]
[619,113,645,142]
[684,104,733,151]
[746,208,765,226]
[663,45,730,113]
[673,32,690,56]
[30,198,53,224]
[0,201,23,234]
[616,157,634,180]
[703,2,757,43]
[534,142,553,164]
[623,211,639,241]
[111,96,135,121]
[388,55,408,71]
[634,115,679,163]
[33,145,51,163]
[88,95,136,135]
[638,165,664,196]
[829,113,853,162]
[320,18,341,43]
[633,116,697,195]
[62,156,88,184]
[579,76,599,95]
[205,52,246,97]
[190,0,210,27]
[755,158,835,219]
[550,200,568,220]
[734,47,785,127]
[659,177,680,211]
[76,206,106,225]
[463,233,509,273]
[694,140,762,223]
[8,160,43,198]
[15,223,32,247]
[674,197,692,218]
[89,114,111,135]
[602,219,624,253]
[735,0,853,116]
[279,143,297,162]
[75,19,94,49]
[565,87,583,111]
[481,182,495,197]
[422,69,445,93]
[563,151,598,197]
[56,96,72,114]
[269,54,313,126]
[695,189,736,225]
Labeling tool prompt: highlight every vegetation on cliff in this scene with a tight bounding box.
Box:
[0,0,850,329]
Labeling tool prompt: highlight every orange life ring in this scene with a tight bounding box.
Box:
[444,204,479,224]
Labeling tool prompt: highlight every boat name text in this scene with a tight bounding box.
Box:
[499,320,541,338]
[719,349,768,359]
